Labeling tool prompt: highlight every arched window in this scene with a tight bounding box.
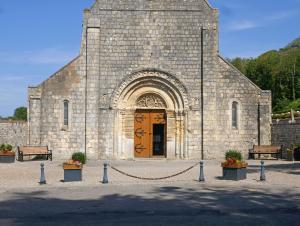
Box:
[232,101,238,129]
[63,100,69,126]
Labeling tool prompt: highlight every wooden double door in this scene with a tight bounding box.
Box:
[134,110,167,158]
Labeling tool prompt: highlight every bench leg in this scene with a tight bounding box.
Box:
[249,153,253,160]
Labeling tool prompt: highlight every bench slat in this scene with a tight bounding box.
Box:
[19,146,49,154]
[17,146,52,162]
[252,145,281,153]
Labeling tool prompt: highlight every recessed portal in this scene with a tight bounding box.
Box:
[152,124,165,156]
[134,109,167,158]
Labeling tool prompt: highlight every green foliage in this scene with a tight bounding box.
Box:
[0,144,13,152]
[225,150,243,161]
[285,37,300,49]
[13,107,27,121]
[0,144,6,151]
[6,144,12,151]
[230,36,300,114]
[290,143,300,150]
[230,57,251,75]
[273,99,300,113]
[72,152,86,164]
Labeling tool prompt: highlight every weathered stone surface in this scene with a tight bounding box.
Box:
[0,121,27,150]
[27,0,272,160]
[272,119,300,151]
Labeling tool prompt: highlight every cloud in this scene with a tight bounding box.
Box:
[0,76,25,82]
[225,9,299,32]
[227,20,258,31]
[0,48,77,65]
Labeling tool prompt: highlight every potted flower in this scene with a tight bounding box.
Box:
[63,152,86,182]
[0,144,15,163]
[221,150,248,181]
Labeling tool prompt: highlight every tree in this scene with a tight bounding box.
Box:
[229,42,300,113]
[13,107,27,121]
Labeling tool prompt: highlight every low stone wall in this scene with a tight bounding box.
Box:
[0,121,28,151]
[272,118,300,151]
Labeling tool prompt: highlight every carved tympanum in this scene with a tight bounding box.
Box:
[136,94,167,109]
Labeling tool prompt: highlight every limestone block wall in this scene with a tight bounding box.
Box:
[260,91,272,145]
[86,0,219,159]
[29,57,87,160]
[272,119,300,150]
[0,121,28,151]
[28,86,42,145]
[209,57,271,160]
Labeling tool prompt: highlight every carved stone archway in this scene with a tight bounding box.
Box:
[110,70,189,159]
[136,93,167,109]
[111,69,189,111]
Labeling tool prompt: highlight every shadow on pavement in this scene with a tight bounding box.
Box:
[0,185,299,226]
[247,163,300,175]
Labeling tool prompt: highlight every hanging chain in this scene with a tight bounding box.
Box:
[108,162,199,181]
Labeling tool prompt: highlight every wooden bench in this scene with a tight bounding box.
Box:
[17,146,52,161]
[249,145,282,160]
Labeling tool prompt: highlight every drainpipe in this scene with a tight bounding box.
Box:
[257,101,261,145]
[85,27,88,158]
[201,27,205,160]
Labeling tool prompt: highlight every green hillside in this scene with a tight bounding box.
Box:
[285,37,300,49]
[230,36,300,114]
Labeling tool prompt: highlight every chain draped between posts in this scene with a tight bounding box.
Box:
[107,162,200,181]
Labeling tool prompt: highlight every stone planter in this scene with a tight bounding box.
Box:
[222,163,248,181]
[63,163,82,182]
[0,152,16,163]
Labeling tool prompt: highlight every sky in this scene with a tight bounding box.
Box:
[0,0,299,117]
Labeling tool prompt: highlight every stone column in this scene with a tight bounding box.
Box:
[259,91,272,145]
[28,87,42,146]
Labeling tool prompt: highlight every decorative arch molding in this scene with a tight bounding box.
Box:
[110,69,190,111]
[136,93,167,109]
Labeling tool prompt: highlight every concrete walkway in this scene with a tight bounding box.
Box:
[0,160,299,225]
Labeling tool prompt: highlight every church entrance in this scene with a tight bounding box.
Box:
[134,109,167,158]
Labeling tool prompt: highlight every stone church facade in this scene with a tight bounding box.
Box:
[28,0,272,160]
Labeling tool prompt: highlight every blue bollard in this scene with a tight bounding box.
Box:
[260,160,266,181]
[39,162,46,185]
[199,161,205,182]
[102,163,108,184]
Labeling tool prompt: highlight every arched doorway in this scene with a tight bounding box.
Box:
[134,109,167,158]
[111,70,189,159]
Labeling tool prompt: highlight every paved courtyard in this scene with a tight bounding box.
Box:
[0,160,299,225]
